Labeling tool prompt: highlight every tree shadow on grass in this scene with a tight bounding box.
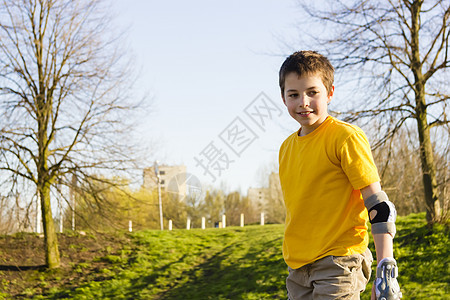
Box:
[123,254,190,298]
[0,264,46,271]
[56,254,193,299]
[157,237,287,300]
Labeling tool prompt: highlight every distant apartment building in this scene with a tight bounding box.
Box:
[143,164,187,200]
[247,187,267,212]
[267,172,283,202]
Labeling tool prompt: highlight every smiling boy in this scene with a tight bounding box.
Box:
[278,51,401,299]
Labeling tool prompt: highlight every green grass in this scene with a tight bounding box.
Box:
[37,227,286,299]
[1,213,449,299]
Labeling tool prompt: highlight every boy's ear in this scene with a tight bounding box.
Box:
[327,85,335,103]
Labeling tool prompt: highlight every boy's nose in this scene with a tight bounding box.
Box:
[299,96,309,108]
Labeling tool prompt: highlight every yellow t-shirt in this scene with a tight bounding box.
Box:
[279,116,380,269]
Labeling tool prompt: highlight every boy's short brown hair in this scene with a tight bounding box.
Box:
[279,51,334,95]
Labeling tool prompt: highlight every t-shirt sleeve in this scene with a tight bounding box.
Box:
[339,130,380,190]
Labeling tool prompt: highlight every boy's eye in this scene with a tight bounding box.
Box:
[307,90,319,96]
[288,93,298,98]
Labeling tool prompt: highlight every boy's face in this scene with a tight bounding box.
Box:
[282,72,334,136]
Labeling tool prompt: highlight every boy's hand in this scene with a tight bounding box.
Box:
[374,257,402,300]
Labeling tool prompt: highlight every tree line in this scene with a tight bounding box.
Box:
[66,185,284,232]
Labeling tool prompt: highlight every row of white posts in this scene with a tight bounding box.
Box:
[128,212,265,232]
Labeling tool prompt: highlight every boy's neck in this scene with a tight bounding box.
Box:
[298,115,331,137]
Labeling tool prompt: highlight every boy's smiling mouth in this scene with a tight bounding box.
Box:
[298,111,313,116]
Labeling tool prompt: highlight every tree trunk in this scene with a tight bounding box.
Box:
[416,108,441,224]
[37,87,60,268]
[410,0,441,224]
[38,110,60,268]
[39,180,61,268]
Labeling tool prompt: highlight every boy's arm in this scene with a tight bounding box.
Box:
[361,182,402,300]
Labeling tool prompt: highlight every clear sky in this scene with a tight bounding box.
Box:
[112,0,303,194]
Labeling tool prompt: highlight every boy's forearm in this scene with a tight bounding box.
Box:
[372,233,394,262]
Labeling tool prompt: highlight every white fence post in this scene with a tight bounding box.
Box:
[169,219,173,231]
[240,213,244,227]
[187,217,191,230]
[261,212,265,226]
[222,214,226,228]
[128,220,132,232]
[201,217,206,229]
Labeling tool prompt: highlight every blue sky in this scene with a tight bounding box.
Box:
[112,0,303,194]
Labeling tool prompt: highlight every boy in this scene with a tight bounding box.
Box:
[278,51,401,299]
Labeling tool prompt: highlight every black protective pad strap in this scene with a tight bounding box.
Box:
[369,202,390,224]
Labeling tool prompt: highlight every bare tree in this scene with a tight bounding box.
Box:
[292,0,449,224]
[224,191,242,226]
[0,0,145,268]
[201,189,225,226]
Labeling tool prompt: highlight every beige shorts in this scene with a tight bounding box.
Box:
[286,248,373,300]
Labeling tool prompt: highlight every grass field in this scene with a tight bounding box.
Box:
[0,213,448,299]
